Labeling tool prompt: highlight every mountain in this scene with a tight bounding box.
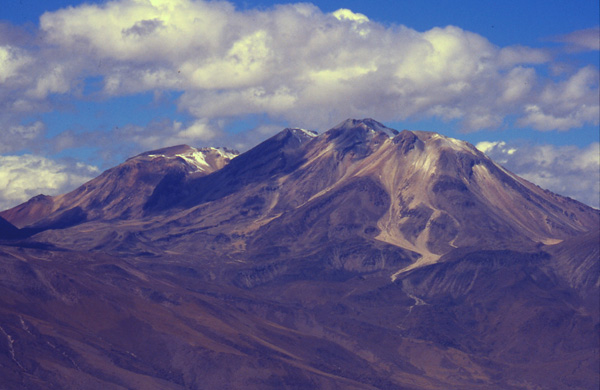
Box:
[0,145,238,230]
[0,119,597,390]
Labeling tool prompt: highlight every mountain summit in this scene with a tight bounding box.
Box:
[0,119,598,390]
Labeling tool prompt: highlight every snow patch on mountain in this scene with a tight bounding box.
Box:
[290,128,318,143]
[177,151,210,170]
[295,128,318,137]
[364,119,398,138]
[146,146,238,172]
[210,147,239,160]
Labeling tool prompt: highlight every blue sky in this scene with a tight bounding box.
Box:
[0,0,598,209]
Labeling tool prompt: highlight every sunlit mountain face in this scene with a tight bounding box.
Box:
[0,119,598,390]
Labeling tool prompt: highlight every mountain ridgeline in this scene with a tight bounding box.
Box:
[0,119,598,390]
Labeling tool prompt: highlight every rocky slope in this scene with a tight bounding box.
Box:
[0,119,597,390]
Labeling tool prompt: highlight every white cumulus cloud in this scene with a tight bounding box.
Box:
[0,0,597,154]
[518,66,600,131]
[476,141,600,208]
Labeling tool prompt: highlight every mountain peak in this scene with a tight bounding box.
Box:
[331,118,399,138]
[277,127,319,145]
[131,145,238,173]
[134,144,196,158]
[322,118,399,159]
[328,120,476,155]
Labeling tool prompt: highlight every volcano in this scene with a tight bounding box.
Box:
[0,119,597,390]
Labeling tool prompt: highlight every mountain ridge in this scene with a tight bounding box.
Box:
[2,119,597,270]
[0,118,597,390]
[0,145,239,230]
[8,118,595,289]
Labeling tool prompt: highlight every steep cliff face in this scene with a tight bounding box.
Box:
[0,119,597,390]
